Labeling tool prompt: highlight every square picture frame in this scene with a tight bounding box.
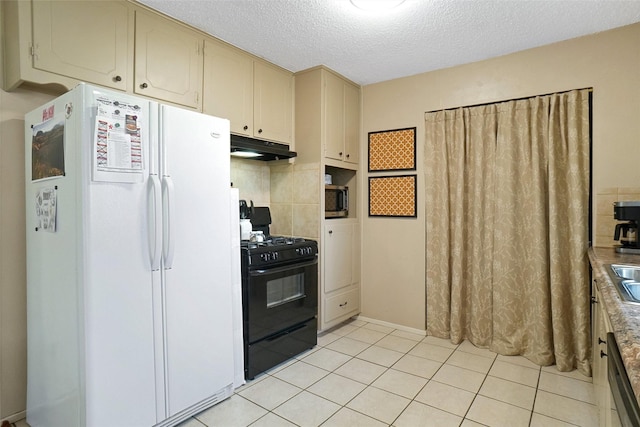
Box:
[368,127,416,172]
[368,175,417,218]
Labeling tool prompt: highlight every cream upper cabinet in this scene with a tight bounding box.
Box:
[203,42,293,144]
[324,72,344,162]
[253,61,293,144]
[203,39,253,135]
[324,71,360,165]
[344,82,361,165]
[2,0,129,91]
[31,0,129,90]
[134,10,203,109]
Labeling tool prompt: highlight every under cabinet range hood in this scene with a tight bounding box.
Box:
[230,134,297,161]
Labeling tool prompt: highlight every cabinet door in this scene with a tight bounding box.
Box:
[203,39,253,136]
[135,11,202,109]
[344,82,360,164]
[253,61,293,143]
[593,283,617,427]
[32,0,129,90]
[592,286,606,421]
[324,223,353,293]
[324,72,345,161]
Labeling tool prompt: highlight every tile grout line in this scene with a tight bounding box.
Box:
[204,321,595,427]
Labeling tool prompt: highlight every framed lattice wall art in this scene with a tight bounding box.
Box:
[368,127,416,172]
[368,175,417,217]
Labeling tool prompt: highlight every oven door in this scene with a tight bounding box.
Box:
[244,258,318,343]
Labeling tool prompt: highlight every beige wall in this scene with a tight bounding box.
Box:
[360,23,640,331]
[0,87,56,421]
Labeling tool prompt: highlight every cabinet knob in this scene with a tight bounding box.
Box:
[591,296,597,304]
[598,337,606,345]
[339,301,348,307]
[339,152,343,156]
[600,350,607,358]
[243,125,249,131]
[140,83,148,89]
[113,75,122,82]
[258,128,263,134]
[346,154,350,158]
[328,230,333,234]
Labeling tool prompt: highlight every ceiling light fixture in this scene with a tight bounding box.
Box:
[350,0,406,11]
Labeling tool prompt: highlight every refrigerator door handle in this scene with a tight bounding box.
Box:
[148,174,163,271]
[162,175,176,269]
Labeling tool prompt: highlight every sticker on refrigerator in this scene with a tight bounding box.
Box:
[31,118,65,181]
[93,97,144,183]
[35,187,57,233]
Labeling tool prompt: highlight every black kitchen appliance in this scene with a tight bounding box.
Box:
[614,201,640,254]
[230,134,297,161]
[240,207,318,379]
[249,207,272,236]
[239,199,253,219]
[607,333,640,426]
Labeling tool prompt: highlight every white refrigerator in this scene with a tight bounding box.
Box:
[25,83,238,427]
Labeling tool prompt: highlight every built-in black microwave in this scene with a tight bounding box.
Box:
[325,185,348,218]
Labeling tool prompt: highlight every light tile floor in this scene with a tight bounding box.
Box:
[181,318,597,427]
[9,318,597,427]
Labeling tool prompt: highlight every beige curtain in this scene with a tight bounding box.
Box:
[424,89,591,375]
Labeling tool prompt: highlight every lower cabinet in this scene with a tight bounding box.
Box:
[592,280,622,427]
[324,288,360,325]
[321,220,360,330]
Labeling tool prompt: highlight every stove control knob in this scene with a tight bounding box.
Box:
[297,247,311,256]
[261,252,276,262]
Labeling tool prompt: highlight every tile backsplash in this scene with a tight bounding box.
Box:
[595,187,640,247]
[231,158,271,206]
[231,158,320,239]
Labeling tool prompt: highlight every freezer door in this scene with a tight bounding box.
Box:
[159,105,234,417]
[82,86,158,426]
[25,88,84,427]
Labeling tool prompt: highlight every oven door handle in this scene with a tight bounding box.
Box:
[250,258,318,275]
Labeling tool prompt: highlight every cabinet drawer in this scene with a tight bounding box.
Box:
[325,288,360,323]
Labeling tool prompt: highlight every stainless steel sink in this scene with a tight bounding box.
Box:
[606,264,640,304]
[622,281,640,300]
[611,265,640,281]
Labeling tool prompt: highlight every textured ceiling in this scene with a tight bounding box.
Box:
[137,0,640,85]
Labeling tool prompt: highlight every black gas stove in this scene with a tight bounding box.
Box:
[241,236,318,267]
[239,205,319,379]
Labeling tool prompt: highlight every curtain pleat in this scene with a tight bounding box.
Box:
[425,89,591,374]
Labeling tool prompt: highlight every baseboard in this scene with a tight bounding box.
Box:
[1,410,26,424]
[354,315,426,336]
